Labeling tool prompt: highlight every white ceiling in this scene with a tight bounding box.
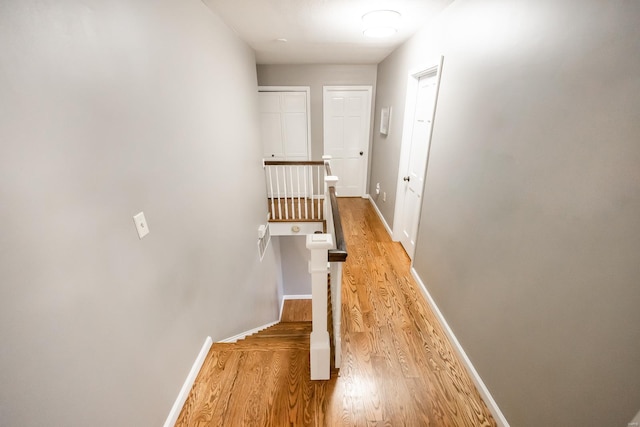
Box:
[202,0,452,64]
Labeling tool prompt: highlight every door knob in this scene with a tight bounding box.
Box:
[359,151,364,156]
[403,176,410,182]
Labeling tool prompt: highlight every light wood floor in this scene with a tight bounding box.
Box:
[176,197,496,426]
[268,197,324,222]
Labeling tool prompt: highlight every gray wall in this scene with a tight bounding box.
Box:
[368,52,413,224]
[278,236,311,296]
[372,0,640,426]
[0,1,281,425]
[256,64,377,161]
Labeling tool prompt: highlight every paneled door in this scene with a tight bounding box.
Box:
[394,59,443,260]
[323,87,372,197]
[258,89,310,161]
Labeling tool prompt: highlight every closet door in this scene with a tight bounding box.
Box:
[259,92,285,159]
[259,90,309,160]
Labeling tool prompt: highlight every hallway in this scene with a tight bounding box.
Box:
[331,197,495,426]
[177,197,495,426]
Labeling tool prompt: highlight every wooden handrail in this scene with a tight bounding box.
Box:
[323,161,347,262]
[263,159,347,262]
[264,160,325,166]
[328,187,348,263]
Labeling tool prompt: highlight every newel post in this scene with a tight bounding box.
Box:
[324,176,338,218]
[306,233,333,380]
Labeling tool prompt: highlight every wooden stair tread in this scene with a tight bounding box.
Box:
[212,341,309,351]
[267,197,325,222]
[263,320,311,328]
[257,322,311,334]
[280,300,312,322]
[241,333,309,341]
[217,336,309,343]
[211,319,311,352]
[243,333,309,341]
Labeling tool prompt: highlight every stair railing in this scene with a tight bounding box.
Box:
[324,158,347,373]
[263,160,326,221]
[306,156,347,380]
[264,158,346,380]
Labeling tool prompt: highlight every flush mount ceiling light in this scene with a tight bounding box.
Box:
[362,10,401,38]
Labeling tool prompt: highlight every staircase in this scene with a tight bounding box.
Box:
[263,157,347,380]
[175,300,336,426]
[214,321,312,352]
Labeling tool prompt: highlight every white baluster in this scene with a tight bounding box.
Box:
[304,166,309,220]
[289,166,296,220]
[316,166,321,220]
[296,166,301,221]
[268,167,275,220]
[275,167,282,220]
[283,166,289,220]
[311,166,316,220]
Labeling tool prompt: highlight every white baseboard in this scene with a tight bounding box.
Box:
[163,336,213,427]
[283,294,312,300]
[364,194,393,238]
[410,268,510,427]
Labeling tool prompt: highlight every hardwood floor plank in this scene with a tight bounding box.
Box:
[175,197,496,427]
[281,299,312,322]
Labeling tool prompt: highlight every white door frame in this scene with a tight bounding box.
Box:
[322,85,373,197]
[392,57,444,246]
[258,86,312,160]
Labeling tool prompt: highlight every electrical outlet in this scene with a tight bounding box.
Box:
[383,192,386,202]
[133,212,149,239]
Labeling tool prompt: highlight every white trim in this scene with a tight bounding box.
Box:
[269,221,324,237]
[323,85,373,197]
[283,294,313,300]
[392,57,444,255]
[364,194,393,238]
[218,321,279,343]
[322,85,373,91]
[163,336,213,427]
[410,268,510,427]
[258,86,312,161]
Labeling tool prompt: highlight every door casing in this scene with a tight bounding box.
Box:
[392,57,444,259]
[322,85,373,197]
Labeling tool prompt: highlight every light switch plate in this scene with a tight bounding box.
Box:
[133,212,149,239]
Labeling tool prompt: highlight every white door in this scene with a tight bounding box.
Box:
[398,72,440,259]
[323,87,372,197]
[259,90,309,160]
